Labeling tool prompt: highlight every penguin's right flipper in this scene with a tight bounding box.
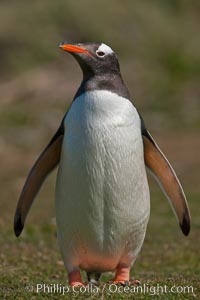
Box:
[14,124,64,237]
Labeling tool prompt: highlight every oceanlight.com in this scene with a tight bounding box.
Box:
[25,283,194,296]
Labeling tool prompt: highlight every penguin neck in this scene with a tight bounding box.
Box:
[74,73,131,100]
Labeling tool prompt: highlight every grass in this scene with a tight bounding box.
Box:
[0,185,199,299]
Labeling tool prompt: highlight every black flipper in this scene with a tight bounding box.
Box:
[14,122,64,237]
[141,119,190,236]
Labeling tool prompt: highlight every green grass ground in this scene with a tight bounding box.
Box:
[0,178,199,299]
[0,99,199,300]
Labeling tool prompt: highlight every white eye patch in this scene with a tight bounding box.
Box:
[96,43,114,56]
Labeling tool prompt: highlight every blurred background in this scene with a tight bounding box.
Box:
[0,0,199,296]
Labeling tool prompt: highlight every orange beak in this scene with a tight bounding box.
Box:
[59,43,91,56]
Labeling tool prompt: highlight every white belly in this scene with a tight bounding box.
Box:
[55,90,150,272]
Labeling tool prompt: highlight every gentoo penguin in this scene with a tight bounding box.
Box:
[14,42,190,286]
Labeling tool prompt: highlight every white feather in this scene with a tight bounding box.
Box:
[55,90,150,273]
[97,43,113,54]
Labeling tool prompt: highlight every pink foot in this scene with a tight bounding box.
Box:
[68,270,85,287]
[111,265,130,285]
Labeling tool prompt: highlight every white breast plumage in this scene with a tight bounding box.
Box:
[55,90,150,273]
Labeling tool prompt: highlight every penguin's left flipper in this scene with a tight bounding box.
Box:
[14,124,64,237]
[143,130,190,236]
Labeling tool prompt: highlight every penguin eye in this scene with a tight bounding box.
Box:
[96,51,106,57]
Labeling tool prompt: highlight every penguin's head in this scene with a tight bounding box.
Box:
[59,42,120,78]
